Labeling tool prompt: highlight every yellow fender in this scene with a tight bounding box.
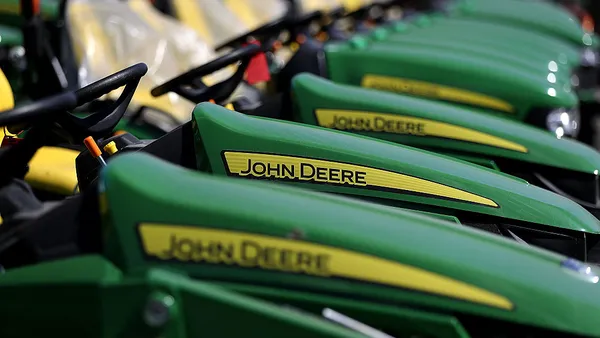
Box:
[0,67,15,225]
[0,67,78,207]
[24,147,80,196]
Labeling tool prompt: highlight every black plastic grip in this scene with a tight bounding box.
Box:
[75,63,148,105]
[0,92,77,127]
[150,44,262,104]
[151,44,260,98]
[214,16,289,51]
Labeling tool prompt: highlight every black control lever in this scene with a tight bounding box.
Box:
[151,44,261,104]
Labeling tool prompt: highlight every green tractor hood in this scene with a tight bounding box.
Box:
[447,0,589,47]
[373,25,573,83]
[391,14,581,67]
[324,38,578,120]
[189,103,600,237]
[292,73,598,175]
[102,152,600,337]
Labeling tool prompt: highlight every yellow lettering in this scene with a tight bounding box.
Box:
[361,75,515,113]
[314,110,527,154]
[140,224,515,311]
[237,158,368,187]
[161,234,332,276]
[224,152,499,207]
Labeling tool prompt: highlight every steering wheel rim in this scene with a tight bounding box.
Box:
[150,44,262,104]
[57,63,148,141]
[0,92,78,128]
[214,15,290,51]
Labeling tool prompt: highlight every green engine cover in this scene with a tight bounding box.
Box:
[375,23,573,83]
[99,152,600,337]
[389,15,581,66]
[448,0,589,47]
[186,103,599,235]
[291,73,599,176]
[324,36,578,122]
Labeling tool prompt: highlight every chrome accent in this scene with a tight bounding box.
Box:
[581,47,599,67]
[546,107,580,139]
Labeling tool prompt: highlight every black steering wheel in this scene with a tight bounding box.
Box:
[214,16,291,52]
[58,63,148,141]
[0,92,77,127]
[150,44,262,104]
[0,63,148,183]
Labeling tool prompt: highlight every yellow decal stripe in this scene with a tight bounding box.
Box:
[139,224,513,310]
[362,75,515,114]
[315,109,527,153]
[223,151,498,207]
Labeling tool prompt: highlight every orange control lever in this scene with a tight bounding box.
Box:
[84,136,107,166]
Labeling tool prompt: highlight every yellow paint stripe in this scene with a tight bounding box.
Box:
[362,75,515,114]
[315,109,527,153]
[223,151,498,207]
[139,224,513,310]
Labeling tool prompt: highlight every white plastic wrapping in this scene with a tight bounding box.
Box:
[67,0,235,124]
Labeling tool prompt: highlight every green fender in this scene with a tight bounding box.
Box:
[391,15,581,66]
[0,256,365,337]
[377,24,574,80]
[451,0,588,47]
[325,39,578,120]
[291,73,600,175]
[187,103,600,234]
[101,152,600,337]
